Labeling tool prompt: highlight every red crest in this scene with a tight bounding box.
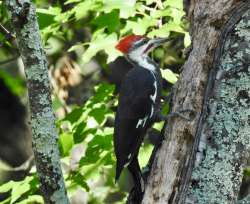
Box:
[115,35,144,54]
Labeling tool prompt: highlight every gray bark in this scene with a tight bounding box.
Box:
[4,1,69,203]
[186,6,250,204]
[142,1,250,204]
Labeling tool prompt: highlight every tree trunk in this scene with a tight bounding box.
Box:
[143,1,250,203]
[4,1,69,203]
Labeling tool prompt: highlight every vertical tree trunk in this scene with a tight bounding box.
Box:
[142,0,250,203]
[4,1,69,203]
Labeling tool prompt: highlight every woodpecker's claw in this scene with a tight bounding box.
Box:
[169,109,193,121]
[154,109,194,122]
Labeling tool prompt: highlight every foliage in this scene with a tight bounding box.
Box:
[0,0,189,203]
[34,0,189,64]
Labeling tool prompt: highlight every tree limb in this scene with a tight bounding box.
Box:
[4,1,69,203]
[142,1,250,203]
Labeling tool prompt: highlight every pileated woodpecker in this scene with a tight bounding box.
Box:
[113,35,171,202]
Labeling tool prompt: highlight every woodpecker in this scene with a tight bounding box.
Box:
[113,34,171,203]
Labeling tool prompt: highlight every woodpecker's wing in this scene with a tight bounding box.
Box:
[118,68,155,119]
[114,68,156,180]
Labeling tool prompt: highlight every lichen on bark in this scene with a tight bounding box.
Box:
[4,1,69,203]
[187,9,250,204]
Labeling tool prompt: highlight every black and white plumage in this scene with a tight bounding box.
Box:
[113,35,170,202]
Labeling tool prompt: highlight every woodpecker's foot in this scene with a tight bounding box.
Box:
[154,109,194,122]
[127,187,144,204]
[168,109,194,121]
[147,128,163,146]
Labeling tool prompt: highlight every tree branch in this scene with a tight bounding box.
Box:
[4,1,69,203]
[186,5,250,203]
[142,1,250,203]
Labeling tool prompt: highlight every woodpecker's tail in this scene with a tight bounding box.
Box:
[115,163,123,183]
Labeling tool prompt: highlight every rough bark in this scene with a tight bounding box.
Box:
[142,0,250,204]
[186,6,250,204]
[4,1,69,203]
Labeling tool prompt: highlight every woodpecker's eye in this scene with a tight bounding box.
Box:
[134,38,149,47]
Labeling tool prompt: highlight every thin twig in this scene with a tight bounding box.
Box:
[0,23,15,41]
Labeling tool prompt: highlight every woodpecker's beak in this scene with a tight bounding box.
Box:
[144,37,172,54]
[149,37,173,47]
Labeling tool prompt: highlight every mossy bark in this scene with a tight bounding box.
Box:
[4,1,69,203]
[187,7,250,204]
[142,1,250,204]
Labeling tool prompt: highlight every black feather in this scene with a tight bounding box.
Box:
[114,66,161,182]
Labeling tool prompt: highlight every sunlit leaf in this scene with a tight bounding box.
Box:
[82,31,119,64]
[0,181,15,193]
[65,0,81,4]
[148,21,185,38]
[11,176,34,204]
[59,132,74,156]
[121,16,157,35]
[102,0,136,19]
[164,0,183,10]
[146,0,155,5]
[36,7,61,29]
[161,69,179,84]
[68,172,90,192]
[62,107,83,124]
[184,32,191,47]
[89,105,107,124]
[92,10,120,33]
[72,0,101,20]
[15,195,43,204]
[68,44,85,53]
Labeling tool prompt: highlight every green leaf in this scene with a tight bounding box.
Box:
[0,197,11,204]
[68,172,90,192]
[169,8,185,24]
[148,21,185,38]
[72,0,101,20]
[59,132,74,156]
[68,44,84,53]
[88,134,113,151]
[73,122,86,143]
[161,69,179,84]
[121,16,157,35]
[89,83,115,105]
[102,152,114,166]
[15,195,43,204]
[0,180,15,193]
[151,8,172,19]
[11,176,33,204]
[92,10,120,33]
[73,124,97,144]
[146,0,155,5]
[36,7,61,29]
[82,31,119,64]
[139,143,154,167]
[102,0,136,19]
[89,105,107,124]
[65,0,81,4]
[164,0,183,10]
[52,95,64,111]
[184,32,191,47]
[62,107,83,124]
[80,151,100,166]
